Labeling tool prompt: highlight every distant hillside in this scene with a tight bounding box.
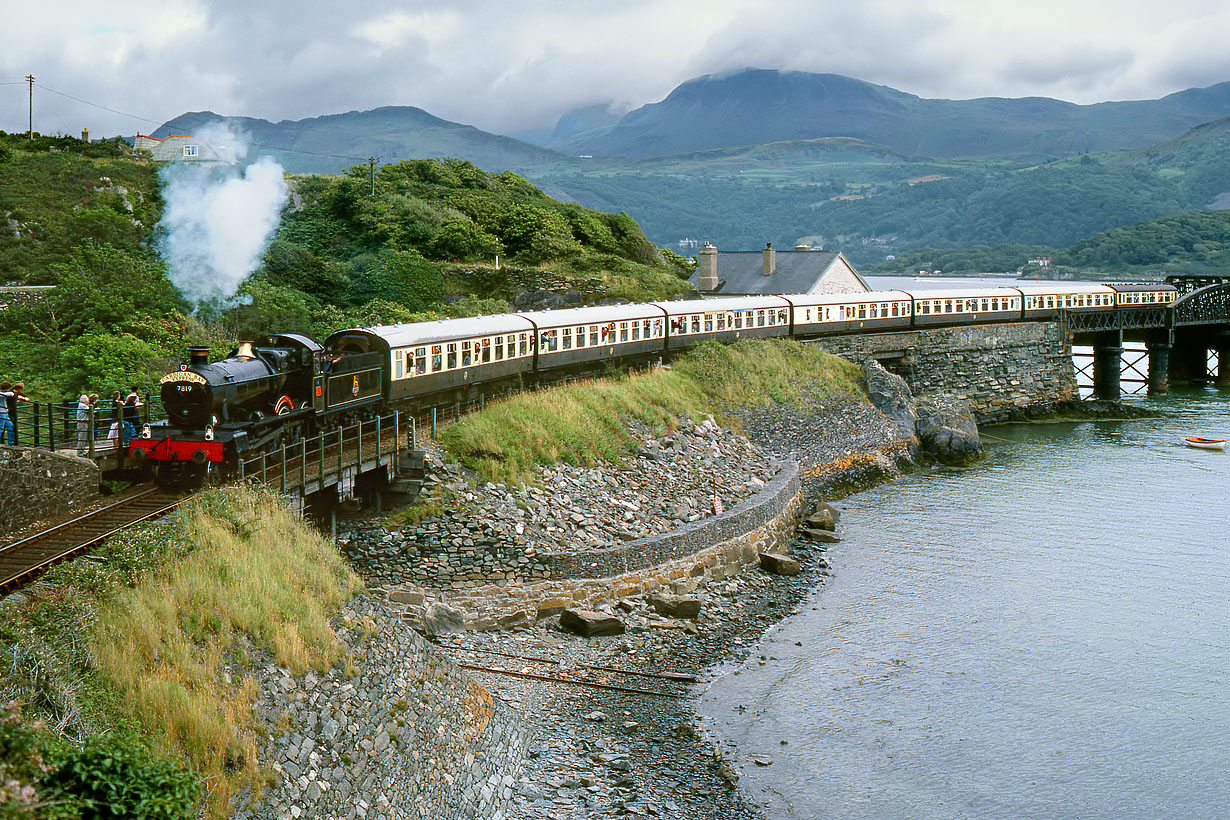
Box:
[878,210,1230,274]
[556,69,1230,161]
[154,107,571,175]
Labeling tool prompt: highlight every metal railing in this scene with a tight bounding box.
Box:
[237,411,412,494]
[5,395,163,456]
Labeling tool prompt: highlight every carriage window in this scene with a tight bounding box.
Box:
[519,334,528,356]
[717,314,726,331]
[869,304,878,318]
[758,310,766,327]
[481,338,491,362]
[734,311,744,329]
[561,327,571,349]
[628,321,638,341]
[495,337,504,360]
[826,307,833,321]
[432,345,442,372]
[394,354,404,379]
[688,315,698,333]
[573,326,583,348]
[920,302,929,315]
[589,326,599,346]
[461,341,472,366]
[619,322,629,342]
[645,319,652,337]
[446,343,457,369]
[415,348,426,375]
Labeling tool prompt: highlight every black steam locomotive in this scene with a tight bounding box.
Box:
[130,333,383,485]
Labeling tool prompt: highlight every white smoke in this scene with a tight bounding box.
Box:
[156,122,288,305]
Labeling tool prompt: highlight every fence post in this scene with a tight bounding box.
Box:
[300,439,307,490]
[336,428,344,488]
[431,406,437,438]
[261,451,267,484]
[280,444,287,495]
[87,405,95,458]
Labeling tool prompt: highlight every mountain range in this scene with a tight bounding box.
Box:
[154,68,1230,266]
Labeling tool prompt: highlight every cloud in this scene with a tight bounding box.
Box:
[2,0,1229,140]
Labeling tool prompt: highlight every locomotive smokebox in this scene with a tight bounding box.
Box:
[188,346,210,365]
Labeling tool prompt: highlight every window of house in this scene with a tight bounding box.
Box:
[183,145,198,158]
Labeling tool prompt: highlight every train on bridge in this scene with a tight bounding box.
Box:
[130,281,1178,486]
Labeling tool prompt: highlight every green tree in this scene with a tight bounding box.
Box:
[369,249,443,310]
[428,218,503,261]
[43,245,183,340]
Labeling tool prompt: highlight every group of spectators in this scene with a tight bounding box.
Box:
[75,388,144,455]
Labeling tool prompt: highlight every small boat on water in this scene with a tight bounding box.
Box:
[1185,436,1226,450]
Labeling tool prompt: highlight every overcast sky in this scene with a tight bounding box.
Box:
[3,0,1229,139]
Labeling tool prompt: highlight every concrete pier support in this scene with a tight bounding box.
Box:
[1146,341,1171,394]
[1218,348,1230,385]
[1093,332,1124,399]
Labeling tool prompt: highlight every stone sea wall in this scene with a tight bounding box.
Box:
[0,446,99,533]
[233,596,529,820]
[812,321,1077,423]
[385,461,804,628]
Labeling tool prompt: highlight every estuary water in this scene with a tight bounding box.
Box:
[701,388,1230,819]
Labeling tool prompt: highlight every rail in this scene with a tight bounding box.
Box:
[0,484,183,591]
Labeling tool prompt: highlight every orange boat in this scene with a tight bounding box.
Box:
[1185,436,1226,451]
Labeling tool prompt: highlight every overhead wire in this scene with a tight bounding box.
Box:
[28,81,371,163]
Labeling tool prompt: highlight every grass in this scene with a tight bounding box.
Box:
[0,485,362,818]
[439,338,862,486]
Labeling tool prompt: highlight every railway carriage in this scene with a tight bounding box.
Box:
[520,304,667,374]
[785,290,913,336]
[327,315,536,408]
[1015,283,1116,318]
[1106,283,1178,308]
[654,296,790,350]
[908,288,1026,327]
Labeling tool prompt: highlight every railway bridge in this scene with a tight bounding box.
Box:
[1059,281,1230,397]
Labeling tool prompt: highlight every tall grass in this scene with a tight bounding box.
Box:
[440,338,862,485]
[88,487,361,816]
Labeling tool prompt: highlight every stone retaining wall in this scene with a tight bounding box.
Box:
[388,462,804,629]
[0,446,99,533]
[812,322,1077,423]
[234,596,528,820]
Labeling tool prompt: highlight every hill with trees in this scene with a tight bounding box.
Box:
[0,133,691,399]
[877,210,1230,275]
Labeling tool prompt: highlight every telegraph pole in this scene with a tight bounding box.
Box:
[368,157,377,197]
[25,75,34,140]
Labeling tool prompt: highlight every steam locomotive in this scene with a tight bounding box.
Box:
[129,281,1178,486]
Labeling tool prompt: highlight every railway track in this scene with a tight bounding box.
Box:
[0,485,185,592]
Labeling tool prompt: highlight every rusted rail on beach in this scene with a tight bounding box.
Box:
[458,646,698,683]
[457,663,689,699]
[0,485,184,592]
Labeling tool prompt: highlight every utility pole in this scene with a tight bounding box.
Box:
[368,157,377,197]
[25,75,34,140]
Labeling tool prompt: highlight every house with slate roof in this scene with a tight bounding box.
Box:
[133,134,230,163]
[688,243,869,295]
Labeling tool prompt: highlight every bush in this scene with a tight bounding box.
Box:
[51,732,200,820]
[370,249,444,311]
[428,218,503,261]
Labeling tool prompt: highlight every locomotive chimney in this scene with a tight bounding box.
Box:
[236,341,255,360]
[188,346,210,365]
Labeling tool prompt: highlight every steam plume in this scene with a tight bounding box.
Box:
[156,123,288,305]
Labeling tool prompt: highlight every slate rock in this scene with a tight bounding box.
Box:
[560,608,625,637]
[758,552,801,576]
[647,592,702,619]
[420,602,466,636]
